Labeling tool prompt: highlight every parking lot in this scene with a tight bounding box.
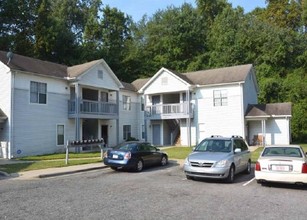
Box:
[1,161,306,220]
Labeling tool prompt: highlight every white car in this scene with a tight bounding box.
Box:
[255,145,307,185]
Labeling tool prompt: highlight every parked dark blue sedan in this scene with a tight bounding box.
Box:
[103,141,168,172]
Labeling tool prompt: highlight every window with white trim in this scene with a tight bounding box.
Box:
[30,81,47,104]
[57,124,65,145]
[98,70,103,79]
[213,90,228,106]
[142,125,145,139]
[123,125,131,140]
[123,95,131,110]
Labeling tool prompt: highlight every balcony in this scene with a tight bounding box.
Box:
[68,100,118,119]
[145,103,194,119]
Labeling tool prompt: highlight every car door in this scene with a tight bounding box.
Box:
[233,140,245,172]
[139,143,152,166]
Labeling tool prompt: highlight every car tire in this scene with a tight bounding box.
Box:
[186,175,194,180]
[161,155,168,166]
[226,165,235,183]
[135,159,143,172]
[110,166,118,171]
[244,160,251,174]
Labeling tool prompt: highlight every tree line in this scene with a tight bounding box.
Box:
[0,0,306,142]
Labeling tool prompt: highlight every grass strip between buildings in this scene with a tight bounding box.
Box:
[1,145,306,174]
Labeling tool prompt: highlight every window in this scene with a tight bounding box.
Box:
[161,77,168,85]
[123,95,131,110]
[98,70,103,79]
[57,125,64,145]
[213,90,227,106]
[141,96,144,111]
[123,125,131,140]
[30,81,47,104]
[142,125,145,139]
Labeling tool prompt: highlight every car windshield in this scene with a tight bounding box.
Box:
[262,147,302,157]
[116,143,138,151]
[195,139,232,153]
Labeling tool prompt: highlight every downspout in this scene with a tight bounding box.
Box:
[116,91,119,145]
[239,82,245,138]
[9,70,15,159]
[187,89,191,147]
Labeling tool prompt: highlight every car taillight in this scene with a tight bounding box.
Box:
[302,163,307,173]
[255,161,261,171]
[124,152,131,159]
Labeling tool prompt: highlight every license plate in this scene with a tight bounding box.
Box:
[271,165,290,171]
[112,154,119,159]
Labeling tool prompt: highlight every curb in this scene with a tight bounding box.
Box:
[38,165,109,178]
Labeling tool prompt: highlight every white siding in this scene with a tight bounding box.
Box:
[248,118,290,145]
[143,70,189,94]
[12,73,74,157]
[118,90,140,142]
[79,64,120,91]
[0,63,11,141]
[194,84,244,142]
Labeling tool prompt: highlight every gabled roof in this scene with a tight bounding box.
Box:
[67,59,101,78]
[0,51,67,78]
[131,64,254,92]
[131,78,150,91]
[121,81,137,92]
[245,103,292,117]
[184,64,253,85]
[0,51,124,88]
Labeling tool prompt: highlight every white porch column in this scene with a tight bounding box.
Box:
[186,90,191,147]
[261,119,266,147]
[75,83,80,141]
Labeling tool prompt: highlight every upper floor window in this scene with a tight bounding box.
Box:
[98,70,103,79]
[30,81,47,104]
[141,96,144,111]
[213,90,227,106]
[161,77,168,85]
[123,95,131,110]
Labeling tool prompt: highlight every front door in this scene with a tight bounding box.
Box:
[101,125,108,147]
[152,124,161,145]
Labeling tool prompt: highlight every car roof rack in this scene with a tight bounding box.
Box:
[210,135,223,138]
[231,135,243,139]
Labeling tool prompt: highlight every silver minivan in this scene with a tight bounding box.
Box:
[184,135,251,183]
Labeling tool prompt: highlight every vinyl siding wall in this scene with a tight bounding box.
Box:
[12,72,74,157]
[194,84,244,143]
[0,64,11,141]
[118,90,140,143]
[79,64,120,91]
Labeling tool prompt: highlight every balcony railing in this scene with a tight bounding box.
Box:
[145,103,194,119]
[68,100,118,116]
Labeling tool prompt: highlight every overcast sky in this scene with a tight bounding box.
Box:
[102,0,266,21]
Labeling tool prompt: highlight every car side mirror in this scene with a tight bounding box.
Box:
[234,148,241,153]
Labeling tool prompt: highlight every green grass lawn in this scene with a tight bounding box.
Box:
[1,144,306,174]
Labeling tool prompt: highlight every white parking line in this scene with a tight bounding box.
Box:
[243,177,255,186]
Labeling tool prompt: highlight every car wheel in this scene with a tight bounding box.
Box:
[161,155,168,166]
[244,160,251,174]
[226,165,235,183]
[135,159,143,172]
[186,175,194,180]
[110,166,118,171]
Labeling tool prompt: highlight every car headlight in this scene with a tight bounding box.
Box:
[215,160,229,168]
[184,157,190,165]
